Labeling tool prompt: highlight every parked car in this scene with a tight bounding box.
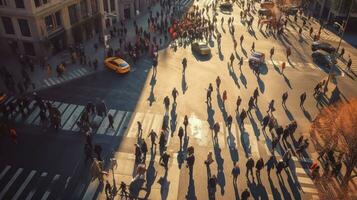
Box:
[191,41,211,56]
[311,42,336,54]
[104,57,131,74]
[249,52,265,66]
[312,51,337,68]
[258,8,273,17]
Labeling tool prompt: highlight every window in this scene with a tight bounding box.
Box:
[15,0,25,8]
[23,42,35,56]
[34,0,40,7]
[18,19,31,36]
[55,11,61,26]
[1,17,14,34]
[68,4,78,25]
[0,0,8,6]
[80,0,88,18]
[110,0,115,12]
[34,0,48,8]
[44,11,62,32]
[91,0,98,13]
[103,0,108,12]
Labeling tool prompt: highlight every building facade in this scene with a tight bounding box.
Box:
[0,0,103,58]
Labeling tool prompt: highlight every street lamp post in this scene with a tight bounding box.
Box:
[325,0,354,92]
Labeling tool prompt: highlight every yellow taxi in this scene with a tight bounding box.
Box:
[104,57,131,74]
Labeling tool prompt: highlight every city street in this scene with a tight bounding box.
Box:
[0,0,357,200]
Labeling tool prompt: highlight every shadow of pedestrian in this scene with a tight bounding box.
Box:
[214,145,225,195]
[239,126,251,158]
[282,74,292,89]
[248,113,260,141]
[248,178,269,199]
[302,107,312,122]
[228,62,241,89]
[216,93,228,123]
[147,73,156,106]
[257,76,265,93]
[239,72,248,89]
[283,106,295,121]
[268,176,282,200]
[157,170,170,200]
[170,104,177,135]
[144,159,158,198]
[186,178,197,200]
[181,73,188,94]
[207,104,215,129]
[227,129,239,163]
[241,47,248,58]
[278,175,292,200]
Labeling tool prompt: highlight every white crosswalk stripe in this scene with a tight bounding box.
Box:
[0,165,70,200]
[0,168,23,199]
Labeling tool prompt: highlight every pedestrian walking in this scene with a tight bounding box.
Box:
[216,76,221,89]
[141,140,148,161]
[281,62,286,74]
[137,121,143,138]
[227,115,233,129]
[240,109,247,125]
[282,149,292,168]
[253,87,259,106]
[105,180,112,199]
[182,57,187,73]
[213,122,220,139]
[236,96,242,112]
[107,113,114,129]
[247,96,255,113]
[231,162,240,185]
[282,92,288,107]
[255,158,264,182]
[261,114,270,132]
[241,188,251,200]
[186,151,195,177]
[84,143,93,163]
[246,156,255,180]
[251,42,255,52]
[276,160,285,177]
[270,47,275,59]
[265,155,276,177]
[271,134,279,154]
[134,143,142,163]
[147,129,158,149]
[266,100,275,113]
[300,92,306,107]
[313,82,322,96]
[204,152,214,167]
[160,151,170,169]
[172,88,179,103]
[206,83,213,103]
[222,90,227,104]
[164,96,170,111]
[230,53,235,66]
[178,126,184,150]
[183,115,189,133]
[159,131,166,151]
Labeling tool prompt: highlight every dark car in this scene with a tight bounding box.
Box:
[311,42,336,54]
[312,51,337,68]
[220,2,233,11]
[258,8,273,16]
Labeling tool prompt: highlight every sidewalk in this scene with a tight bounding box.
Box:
[0,2,170,96]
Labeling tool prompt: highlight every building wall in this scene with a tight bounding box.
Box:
[0,0,102,59]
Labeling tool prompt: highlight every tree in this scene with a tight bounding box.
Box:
[310,99,357,186]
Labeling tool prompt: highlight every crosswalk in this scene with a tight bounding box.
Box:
[0,165,69,200]
[42,67,90,87]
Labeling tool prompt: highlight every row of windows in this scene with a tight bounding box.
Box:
[0,0,49,8]
[1,17,31,37]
